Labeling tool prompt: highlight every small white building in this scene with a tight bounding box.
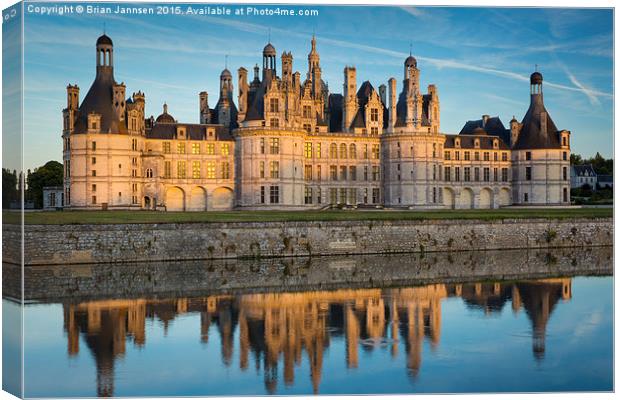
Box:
[570,165,597,189]
[43,186,64,210]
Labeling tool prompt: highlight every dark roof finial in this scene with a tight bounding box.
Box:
[225,54,228,69]
[409,41,412,56]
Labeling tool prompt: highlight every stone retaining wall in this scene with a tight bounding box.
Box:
[3,217,612,265]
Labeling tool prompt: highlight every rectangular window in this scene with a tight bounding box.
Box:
[464,151,470,161]
[191,161,200,178]
[483,152,489,161]
[177,142,186,154]
[372,166,380,181]
[303,105,312,118]
[502,152,508,162]
[162,142,170,154]
[221,162,230,179]
[91,142,96,151]
[464,167,471,182]
[91,157,96,165]
[317,165,322,181]
[191,143,200,154]
[433,165,437,181]
[474,152,480,161]
[455,151,460,161]
[177,161,186,178]
[371,108,379,122]
[92,170,96,177]
[372,188,380,204]
[270,138,280,154]
[526,151,532,161]
[269,186,280,204]
[316,143,322,158]
[444,167,451,182]
[371,127,379,135]
[260,186,265,204]
[206,143,215,155]
[349,166,357,181]
[303,124,312,133]
[304,142,313,158]
[164,161,171,178]
[304,165,313,180]
[91,184,96,192]
[131,169,137,178]
[92,196,97,204]
[372,145,380,159]
[563,187,568,202]
[502,168,508,182]
[563,166,567,181]
[270,161,279,178]
[206,161,216,179]
[483,167,490,182]
[494,152,498,162]
[474,167,480,181]
[493,168,498,181]
[221,143,230,156]
[260,138,265,154]
[304,186,313,204]
[270,118,279,128]
[330,165,338,181]
[455,167,461,182]
[433,187,437,203]
[524,193,529,203]
[339,188,347,204]
[317,188,322,204]
[364,166,369,181]
[349,188,357,204]
[563,151,567,161]
[269,98,279,113]
[339,166,347,181]
[444,151,451,160]
[526,166,532,181]
[259,161,265,178]
[132,195,138,205]
[329,188,338,205]
[363,145,369,159]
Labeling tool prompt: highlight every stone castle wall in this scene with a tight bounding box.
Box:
[3,217,612,265]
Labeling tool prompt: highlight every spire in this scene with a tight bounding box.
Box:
[163,103,168,114]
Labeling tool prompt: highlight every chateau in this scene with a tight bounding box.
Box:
[62,34,571,211]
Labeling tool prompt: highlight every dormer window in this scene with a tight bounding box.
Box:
[455,138,460,148]
[493,139,499,149]
[474,139,480,148]
[177,127,186,139]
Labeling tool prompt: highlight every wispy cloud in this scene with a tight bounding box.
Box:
[400,6,425,18]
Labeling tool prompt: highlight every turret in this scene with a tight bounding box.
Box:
[510,116,521,147]
[112,82,126,122]
[262,42,276,81]
[378,84,386,106]
[281,51,293,86]
[96,34,113,77]
[199,91,210,124]
[388,78,397,131]
[238,67,248,123]
[66,84,79,110]
[342,66,357,132]
[428,84,440,133]
[307,35,322,99]
[218,69,233,128]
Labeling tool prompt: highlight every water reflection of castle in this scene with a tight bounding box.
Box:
[63,279,571,396]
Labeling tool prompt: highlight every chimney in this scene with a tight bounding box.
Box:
[378,84,386,106]
[388,78,397,131]
[482,114,489,127]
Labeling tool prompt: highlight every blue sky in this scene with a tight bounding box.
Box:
[19,4,613,170]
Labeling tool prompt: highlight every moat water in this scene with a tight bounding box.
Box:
[3,248,614,396]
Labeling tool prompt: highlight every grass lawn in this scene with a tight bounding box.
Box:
[2,207,613,225]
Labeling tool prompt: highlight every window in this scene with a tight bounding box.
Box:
[371,127,379,135]
[444,151,451,160]
[563,151,567,161]
[464,167,471,182]
[92,170,96,177]
[363,188,369,204]
[339,166,347,180]
[474,152,480,161]
[340,143,347,159]
[493,168,498,181]
[372,145,380,159]
[494,152,498,162]
[433,164,437,180]
[304,142,313,158]
[206,143,215,155]
[260,186,265,204]
[372,188,380,204]
[190,143,200,154]
[258,161,265,179]
[563,187,568,202]
[330,143,338,158]
[370,108,379,122]
[270,118,279,128]
[349,166,357,181]
[464,151,470,161]
[433,187,437,203]
[397,143,401,158]
[563,136,568,146]
[502,152,508,162]
[483,167,490,182]
[316,143,322,158]
[303,105,312,118]
[269,98,279,113]
[483,152,489,161]
[364,166,369,181]
[131,169,137,178]
[206,161,216,179]
[433,143,436,158]
[372,166,380,181]
[474,167,480,181]
[524,193,529,203]
[221,162,230,179]
[270,161,279,178]
[317,188,322,204]
[304,187,313,204]
[349,188,357,204]
[303,124,312,133]
[132,195,138,205]
[132,139,138,151]
[269,138,280,154]
[192,161,201,179]
[269,186,280,204]
[349,144,357,159]
[91,142,96,151]
[340,188,347,204]
[164,161,171,178]
[260,138,265,154]
[363,145,369,159]
[132,183,138,192]
[455,151,460,161]
[330,165,338,180]
[91,184,96,192]
[221,143,230,156]
[525,151,532,161]
[563,166,568,181]
[177,142,186,154]
[163,142,170,154]
[444,167,451,182]
[455,167,461,181]
[177,161,186,178]
[92,196,97,204]
[501,168,508,182]
[526,166,532,181]
[91,157,96,165]
[329,188,338,205]
[304,165,313,180]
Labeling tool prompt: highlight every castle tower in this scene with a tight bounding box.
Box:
[262,42,277,81]
[281,51,293,86]
[113,82,126,122]
[511,71,571,205]
[218,68,233,128]
[403,54,420,127]
[237,67,248,123]
[342,66,357,132]
[64,84,79,133]
[307,35,323,99]
[96,34,114,77]
[387,78,397,131]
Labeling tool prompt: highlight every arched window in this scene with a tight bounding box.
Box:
[330,143,338,158]
[349,143,357,159]
[145,168,153,178]
[339,143,347,159]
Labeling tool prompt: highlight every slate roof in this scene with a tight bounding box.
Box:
[73,70,127,134]
[572,165,597,177]
[598,174,613,183]
[328,94,343,132]
[146,123,232,141]
[444,134,510,150]
[513,94,561,150]
[459,116,511,144]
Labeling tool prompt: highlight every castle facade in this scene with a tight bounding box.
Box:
[62,35,571,211]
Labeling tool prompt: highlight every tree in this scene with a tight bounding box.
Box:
[2,168,18,209]
[580,183,593,198]
[26,161,63,209]
[570,153,583,165]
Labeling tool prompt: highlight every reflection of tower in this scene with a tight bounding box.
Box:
[345,303,360,368]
